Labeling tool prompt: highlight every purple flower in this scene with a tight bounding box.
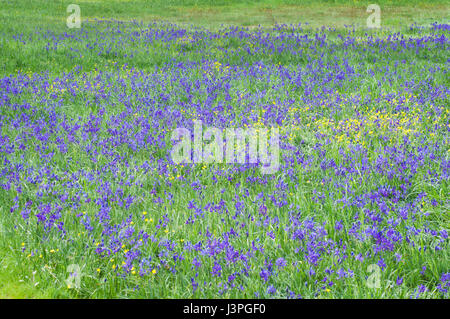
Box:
[191,277,198,293]
[275,257,287,269]
[211,261,222,277]
[260,268,270,282]
[377,258,387,271]
[266,285,276,295]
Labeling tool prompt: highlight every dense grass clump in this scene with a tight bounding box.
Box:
[0,1,448,298]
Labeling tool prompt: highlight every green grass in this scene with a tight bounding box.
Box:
[0,227,63,298]
[1,0,448,76]
[2,0,449,31]
[0,0,448,299]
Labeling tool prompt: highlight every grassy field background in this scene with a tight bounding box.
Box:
[1,0,449,76]
[1,0,449,36]
[0,0,448,298]
[1,0,449,31]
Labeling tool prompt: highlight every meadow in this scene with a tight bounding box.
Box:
[0,0,448,298]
